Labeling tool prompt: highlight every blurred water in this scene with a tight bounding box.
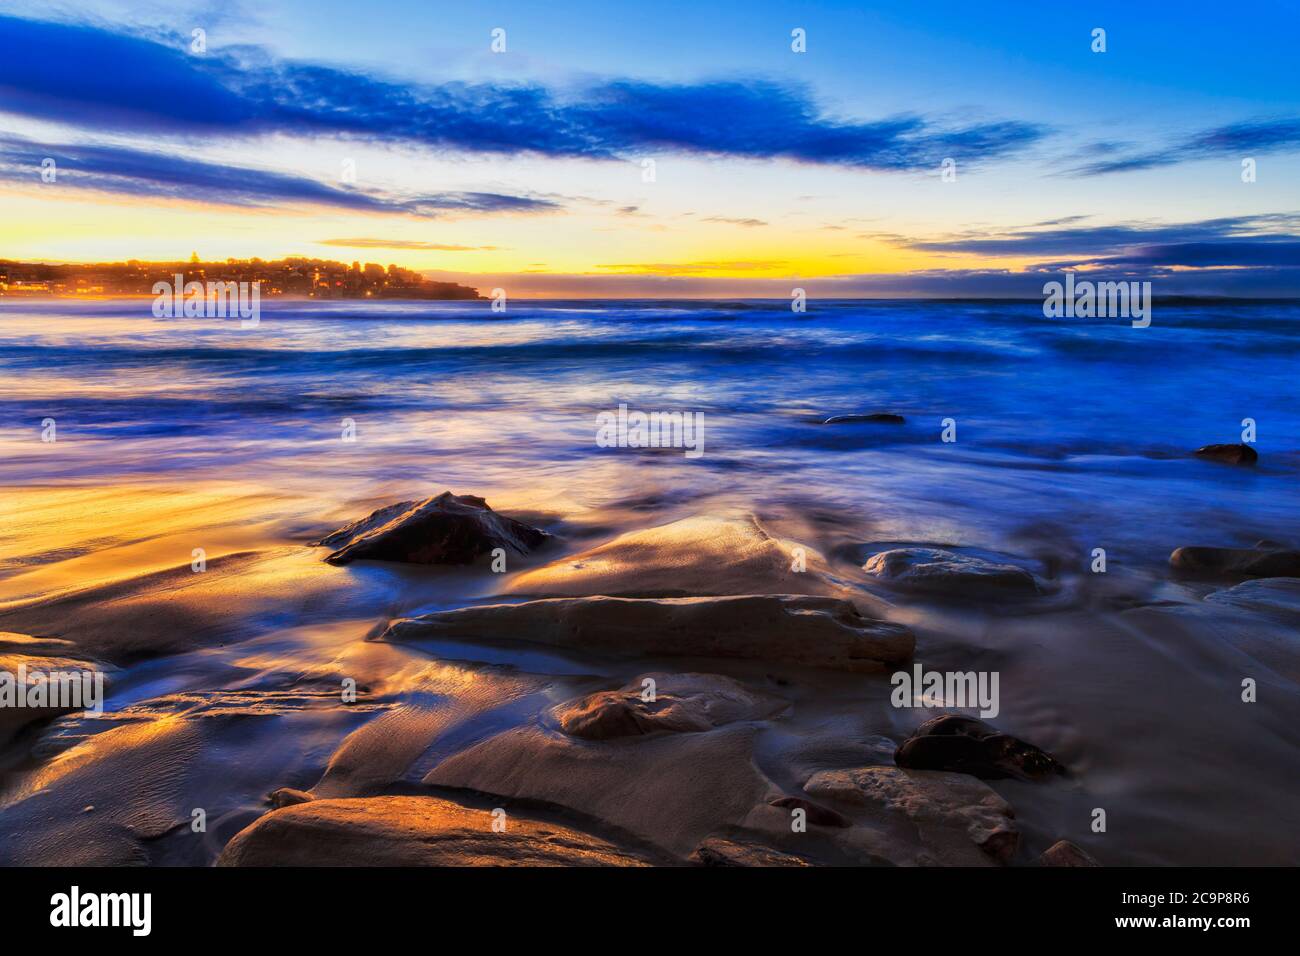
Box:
[2,297,1297,566]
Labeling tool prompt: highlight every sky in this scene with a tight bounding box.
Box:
[0,0,1297,296]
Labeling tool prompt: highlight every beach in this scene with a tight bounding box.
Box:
[1,297,1297,866]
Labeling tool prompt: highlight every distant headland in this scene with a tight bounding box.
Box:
[0,256,482,300]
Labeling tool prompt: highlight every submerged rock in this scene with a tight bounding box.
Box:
[556,672,786,740]
[383,593,915,672]
[0,649,107,747]
[1170,545,1300,578]
[767,795,851,828]
[268,787,313,809]
[863,547,1039,596]
[823,413,906,425]
[691,836,813,867]
[1037,839,1100,867]
[318,491,548,566]
[894,714,1065,781]
[1204,577,1300,616]
[1193,443,1258,465]
[217,796,648,866]
[504,514,843,599]
[804,765,1019,864]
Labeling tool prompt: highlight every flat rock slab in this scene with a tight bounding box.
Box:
[383,593,914,672]
[319,491,548,566]
[863,547,1039,597]
[894,714,1065,781]
[0,650,107,747]
[805,765,1018,864]
[691,836,813,867]
[504,514,840,598]
[425,723,777,857]
[556,672,788,739]
[218,796,648,866]
[1193,443,1257,465]
[1171,546,1300,578]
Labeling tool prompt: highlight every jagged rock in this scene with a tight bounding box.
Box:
[383,593,914,672]
[823,413,906,425]
[1170,546,1300,578]
[805,765,1019,864]
[1193,443,1257,465]
[317,491,548,566]
[894,714,1065,781]
[691,836,813,867]
[1037,839,1100,867]
[863,548,1039,596]
[217,796,648,866]
[556,673,786,739]
[268,787,314,809]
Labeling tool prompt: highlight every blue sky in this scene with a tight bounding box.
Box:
[1,0,1297,295]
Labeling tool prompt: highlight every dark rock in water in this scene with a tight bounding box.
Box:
[823,413,906,425]
[768,795,852,828]
[895,714,1065,781]
[1170,545,1300,578]
[1037,839,1100,867]
[269,787,314,809]
[317,491,548,566]
[863,547,1039,596]
[1193,443,1257,465]
[691,836,813,867]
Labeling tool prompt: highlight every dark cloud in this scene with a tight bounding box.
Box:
[0,14,1046,170]
[907,214,1300,261]
[0,134,558,216]
[1071,119,1300,176]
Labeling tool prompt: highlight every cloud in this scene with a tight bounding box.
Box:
[905,214,1300,262]
[1071,118,1300,176]
[0,134,558,216]
[701,216,767,227]
[320,238,501,251]
[0,14,1047,170]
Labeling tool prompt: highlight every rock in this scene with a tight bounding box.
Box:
[425,723,777,857]
[268,787,314,808]
[318,491,548,566]
[0,651,106,747]
[556,673,787,740]
[217,796,648,866]
[1193,443,1257,465]
[767,796,851,828]
[805,766,1019,864]
[1037,839,1100,867]
[383,593,914,672]
[691,836,813,867]
[863,547,1039,596]
[1170,546,1300,578]
[894,714,1065,781]
[504,514,843,598]
[823,413,906,425]
[1204,577,1300,616]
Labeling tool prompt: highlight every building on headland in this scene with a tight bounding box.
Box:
[0,258,482,299]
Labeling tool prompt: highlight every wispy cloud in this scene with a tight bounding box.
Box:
[0,14,1047,171]
[1070,119,1300,176]
[0,134,558,217]
[701,216,767,227]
